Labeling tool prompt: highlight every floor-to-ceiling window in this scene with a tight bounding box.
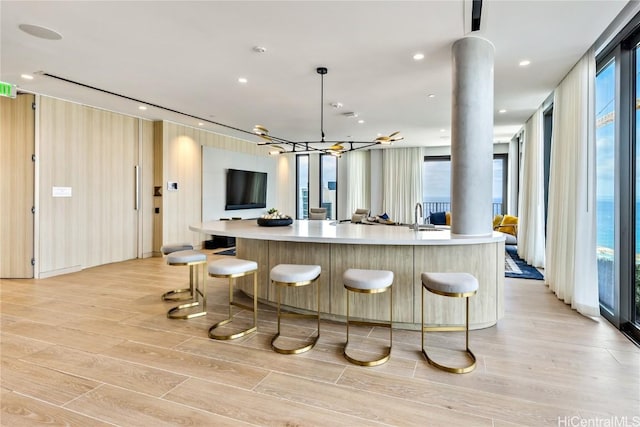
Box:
[596,14,640,343]
[423,155,506,216]
[296,155,309,219]
[320,154,337,220]
[633,41,640,330]
[596,59,616,313]
[493,154,507,216]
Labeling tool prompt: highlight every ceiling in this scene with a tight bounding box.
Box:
[0,1,630,149]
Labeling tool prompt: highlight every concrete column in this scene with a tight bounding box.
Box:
[451,36,494,237]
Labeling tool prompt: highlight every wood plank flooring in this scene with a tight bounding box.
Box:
[1,253,638,426]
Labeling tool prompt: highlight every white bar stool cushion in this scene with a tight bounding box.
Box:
[161,243,194,255]
[343,269,393,290]
[167,250,206,264]
[421,272,478,294]
[271,264,321,283]
[209,258,257,275]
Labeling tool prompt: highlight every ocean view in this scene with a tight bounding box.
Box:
[596,199,640,252]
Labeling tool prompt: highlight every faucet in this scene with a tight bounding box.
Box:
[414,202,423,231]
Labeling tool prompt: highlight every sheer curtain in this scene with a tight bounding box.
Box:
[518,109,546,268]
[382,147,423,224]
[344,151,370,216]
[546,49,599,317]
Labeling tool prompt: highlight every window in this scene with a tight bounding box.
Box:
[423,155,506,216]
[320,154,337,220]
[596,58,616,313]
[595,15,640,343]
[296,155,309,219]
[635,44,640,326]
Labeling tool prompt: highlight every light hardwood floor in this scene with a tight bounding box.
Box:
[1,253,638,426]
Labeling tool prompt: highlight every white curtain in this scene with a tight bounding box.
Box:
[344,151,370,216]
[382,147,423,224]
[546,49,599,317]
[518,108,546,268]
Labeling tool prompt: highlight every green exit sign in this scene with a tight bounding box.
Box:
[0,81,17,98]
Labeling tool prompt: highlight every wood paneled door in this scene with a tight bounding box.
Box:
[0,94,35,278]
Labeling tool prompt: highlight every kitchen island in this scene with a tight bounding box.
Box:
[190,220,505,330]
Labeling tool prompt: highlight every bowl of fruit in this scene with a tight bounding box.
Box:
[257,209,293,227]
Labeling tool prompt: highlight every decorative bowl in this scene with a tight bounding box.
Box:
[257,217,293,227]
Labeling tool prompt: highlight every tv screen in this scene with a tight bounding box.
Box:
[225,169,267,210]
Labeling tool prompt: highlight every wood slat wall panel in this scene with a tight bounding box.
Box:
[38,97,138,274]
[140,119,155,257]
[0,94,35,278]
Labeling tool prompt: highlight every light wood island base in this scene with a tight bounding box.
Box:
[235,238,504,330]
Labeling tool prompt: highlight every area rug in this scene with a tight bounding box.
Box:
[215,248,236,256]
[505,246,544,280]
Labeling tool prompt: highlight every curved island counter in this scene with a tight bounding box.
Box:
[190,220,505,330]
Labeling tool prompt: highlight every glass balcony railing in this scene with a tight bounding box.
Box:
[421,201,504,223]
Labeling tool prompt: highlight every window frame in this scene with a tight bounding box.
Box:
[296,154,309,220]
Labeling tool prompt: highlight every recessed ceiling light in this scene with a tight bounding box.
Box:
[519,60,531,67]
[498,109,507,113]
[357,119,365,124]
[18,24,62,40]
[238,77,248,84]
[252,46,267,53]
[427,94,435,98]
[20,74,34,80]
[413,53,425,61]
[138,106,147,110]
[330,102,343,109]
[440,129,446,132]
[198,122,204,126]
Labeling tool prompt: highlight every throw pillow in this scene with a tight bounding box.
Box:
[445,211,452,226]
[492,214,504,229]
[430,211,447,225]
[499,215,518,236]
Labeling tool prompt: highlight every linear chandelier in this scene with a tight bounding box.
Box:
[252,67,403,157]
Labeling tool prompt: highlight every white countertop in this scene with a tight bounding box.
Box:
[190,220,506,246]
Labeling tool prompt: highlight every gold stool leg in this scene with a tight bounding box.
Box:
[167,261,207,319]
[209,271,258,340]
[343,286,392,367]
[421,288,476,374]
[271,278,320,355]
[161,284,193,301]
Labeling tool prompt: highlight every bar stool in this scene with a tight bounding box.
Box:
[207,258,258,340]
[166,250,207,319]
[421,272,478,373]
[343,268,394,366]
[270,264,321,354]
[160,243,194,301]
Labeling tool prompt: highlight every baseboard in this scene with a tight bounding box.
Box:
[38,265,82,279]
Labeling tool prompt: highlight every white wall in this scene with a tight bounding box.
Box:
[202,146,278,220]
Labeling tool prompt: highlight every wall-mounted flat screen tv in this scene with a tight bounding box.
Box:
[225,168,267,210]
